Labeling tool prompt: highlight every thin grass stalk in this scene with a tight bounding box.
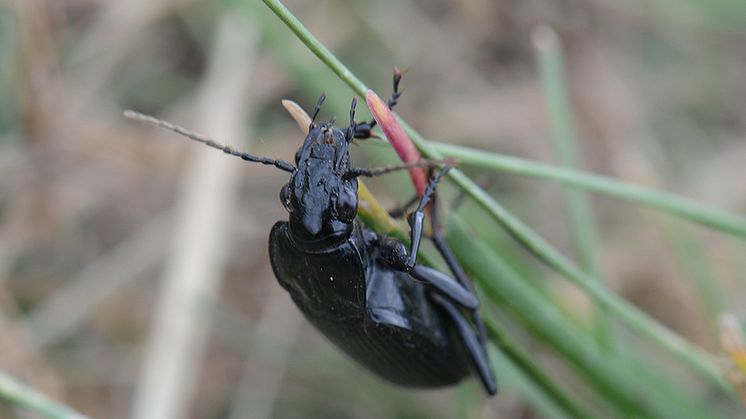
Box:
[260,0,726,392]
[533,26,611,349]
[483,318,595,419]
[437,158,725,388]
[430,142,746,239]
[487,348,576,419]
[662,219,722,330]
[0,372,89,419]
[449,216,725,419]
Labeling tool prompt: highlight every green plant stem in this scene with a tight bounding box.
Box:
[449,216,723,419]
[0,372,89,419]
[262,0,368,95]
[399,120,726,391]
[534,26,610,349]
[261,0,728,393]
[487,348,577,419]
[431,142,746,239]
[484,317,595,419]
[662,219,722,329]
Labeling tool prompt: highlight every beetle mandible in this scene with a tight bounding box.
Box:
[125,76,497,395]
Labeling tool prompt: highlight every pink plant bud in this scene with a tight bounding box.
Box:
[365,90,428,197]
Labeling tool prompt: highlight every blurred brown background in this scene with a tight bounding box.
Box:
[1,0,745,418]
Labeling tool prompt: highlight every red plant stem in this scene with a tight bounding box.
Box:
[365,90,429,196]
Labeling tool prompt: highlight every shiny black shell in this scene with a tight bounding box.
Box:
[269,220,471,387]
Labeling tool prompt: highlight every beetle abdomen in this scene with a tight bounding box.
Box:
[309,313,470,387]
[269,221,470,388]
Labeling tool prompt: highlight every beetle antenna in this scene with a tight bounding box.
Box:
[310,93,326,129]
[389,66,406,109]
[346,97,357,142]
[124,110,295,173]
[350,68,406,138]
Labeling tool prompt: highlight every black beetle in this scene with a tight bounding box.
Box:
[124,79,497,395]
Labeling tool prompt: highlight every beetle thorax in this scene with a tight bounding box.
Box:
[280,124,358,249]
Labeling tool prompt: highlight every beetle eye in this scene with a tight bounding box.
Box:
[280,184,293,213]
[335,188,357,223]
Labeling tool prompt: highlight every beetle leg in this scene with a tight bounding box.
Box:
[403,165,451,269]
[429,187,490,348]
[424,169,490,346]
[425,215,492,351]
[429,292,498,395]
[366,165,450,274]
[388,194,420,219]
[411,265,478,310]
[393,166,489,346]
[387,175,486,221]
[350,69,404,139]
[375,235,477,310]
[343,159,444,180]
[432,232,489,341]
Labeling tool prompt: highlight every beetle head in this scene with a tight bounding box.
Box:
[281,122,358,244]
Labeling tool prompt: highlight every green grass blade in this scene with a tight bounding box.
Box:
[488,347,578,419]
[260,0,367,95]
[404,122,725,390]
[484,318,595,419]
[449,216,727,419]
[533,26,611,349]
[662,219,723,329]
[430,142,746,239]
[0,371,89,419]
